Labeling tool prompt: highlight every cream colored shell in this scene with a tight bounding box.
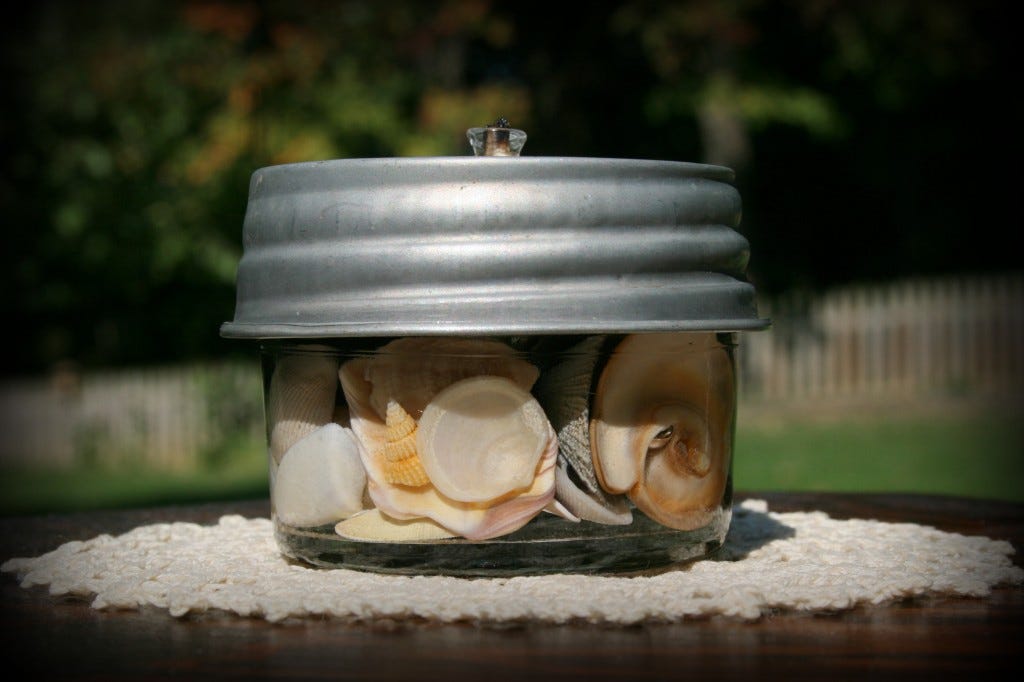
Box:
[416,376,550,504]
[590,332,735,531]
[335,509,457,542]
[273,423,367,528]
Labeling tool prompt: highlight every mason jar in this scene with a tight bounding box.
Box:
[221,122,768,575]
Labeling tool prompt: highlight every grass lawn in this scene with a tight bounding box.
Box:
[0,440,269,516]
[734,408,1023,502]
[0,409,1020,516]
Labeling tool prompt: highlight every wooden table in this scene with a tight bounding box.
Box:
[2,492,1021,680]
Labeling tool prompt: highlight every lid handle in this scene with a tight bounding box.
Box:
[467,118,527,157]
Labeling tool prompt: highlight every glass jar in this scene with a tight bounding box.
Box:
[262,332,737,575]
[222,122,767,575]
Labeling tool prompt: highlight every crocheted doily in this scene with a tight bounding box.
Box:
[3,499,1021,624]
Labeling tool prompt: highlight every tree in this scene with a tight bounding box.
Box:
[1,0,1017,375]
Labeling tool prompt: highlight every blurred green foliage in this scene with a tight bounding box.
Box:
[1,0,1017,375]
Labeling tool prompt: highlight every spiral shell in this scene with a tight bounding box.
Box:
[378,400,430,487]
[590,332,735,531]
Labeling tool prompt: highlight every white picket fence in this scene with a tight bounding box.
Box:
[1,273,1020,471]
[0,362,264,471]
[738,273,1024,404]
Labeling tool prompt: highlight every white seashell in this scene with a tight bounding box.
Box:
[334,509,457,542]
[416,376,551,503]
[267,350,340,465]
[533,335,633,525]
[590,333,734,531]
[273,423,367,528]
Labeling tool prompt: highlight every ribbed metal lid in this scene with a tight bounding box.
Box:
[220,156,768,338]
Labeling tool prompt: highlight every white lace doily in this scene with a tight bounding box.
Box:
[3,499,1021,624]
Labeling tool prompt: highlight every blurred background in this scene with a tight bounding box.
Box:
[0,0,1020,514]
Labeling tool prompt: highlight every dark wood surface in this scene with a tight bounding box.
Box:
[1,492,1021,680]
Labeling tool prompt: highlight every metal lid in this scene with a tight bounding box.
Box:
[220,153,768,339]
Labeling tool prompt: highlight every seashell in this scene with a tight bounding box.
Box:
[533,335,633,525]
[338,337,539,458]
[378,400,430,487]
[360,337,540,420]
[341,366,558,540]
[267,350,340,465]
[273,423,367,528]
[590,333,734,531]
[381,376,558,540]
[338,340,553,540]
[335,509,457,542]
[417,375,551,503]
[553,459,632,525]
[544,497,580,522]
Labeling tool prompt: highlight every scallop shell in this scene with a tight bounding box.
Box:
[267,350,340,465]
[590,333,735,531]
[533,335,632,525]
[335,509,456,542]
[273,422,367,528]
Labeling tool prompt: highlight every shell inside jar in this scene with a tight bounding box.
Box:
[266,333,735,541]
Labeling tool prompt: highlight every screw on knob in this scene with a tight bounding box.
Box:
[467,118,527,157]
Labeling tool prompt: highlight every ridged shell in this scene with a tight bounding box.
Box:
[335,509,456,542]
[273,423,367,528]
[533,335,632,525]
[379,400,430,487]
[267,350,339,464]
[590,332,735,531]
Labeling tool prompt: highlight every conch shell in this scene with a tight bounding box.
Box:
[340,344,556,541]
[590,333,735,531]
